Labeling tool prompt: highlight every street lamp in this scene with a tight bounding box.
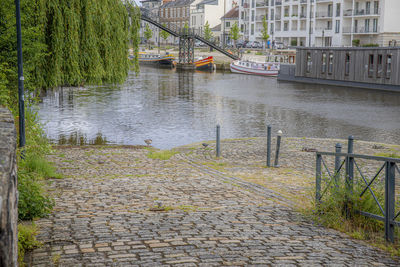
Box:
[15,0,25,148]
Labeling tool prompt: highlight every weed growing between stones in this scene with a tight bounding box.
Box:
[18,223,42,266]
[305,174,400,256]
[146,149,178,160]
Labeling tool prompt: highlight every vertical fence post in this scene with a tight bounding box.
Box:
[216,124,220,158]
[385,161,396,243]
[345,136,354,218]
[267,125,271,167]
[274,130,282,167]
[316,153,322,204]
[334,143,342,185]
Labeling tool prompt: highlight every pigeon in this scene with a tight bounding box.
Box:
[202,143,209,148]
[144,139,152,146]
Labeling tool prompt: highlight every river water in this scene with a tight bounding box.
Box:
[38,66,400,149]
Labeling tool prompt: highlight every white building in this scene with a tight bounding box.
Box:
[239,0,400,47]
[140,0,162,45]
[190,0,234,34]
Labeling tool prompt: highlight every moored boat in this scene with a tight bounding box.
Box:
[137,53,175,67]
[230,60,279,76]
[194,56,215,71]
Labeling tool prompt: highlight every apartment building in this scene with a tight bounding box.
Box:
[190,0,234,35]
[239,0,400,47]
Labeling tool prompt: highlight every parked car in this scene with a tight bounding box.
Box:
[274,42,287,49]
[236,40,248,48]
[252,41,262,48]
[245,41,254,48]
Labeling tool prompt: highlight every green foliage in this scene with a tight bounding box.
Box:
[18,223,42,266]
[362,43,379,47]
[203,21,213,41]
[229,22,240,48]
[261,16,269,48]
[144,23,153,49]
[127,3,141,74]
[291,39,298,46]
[352,39,360,47]
[147,149,178,160]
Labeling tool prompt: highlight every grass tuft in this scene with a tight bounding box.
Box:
[146,149,178,160]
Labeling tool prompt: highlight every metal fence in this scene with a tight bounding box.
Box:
[315,138,400,242]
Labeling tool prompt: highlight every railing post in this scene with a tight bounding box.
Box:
[385,161,396,243]
[334,143,342,185]
[274,130,282,167]
[316,153,322,204]
[345,136,354,218]
[216,124,220,158]
[266,125,271,167]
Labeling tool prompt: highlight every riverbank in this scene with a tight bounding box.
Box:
[26,137,400,265]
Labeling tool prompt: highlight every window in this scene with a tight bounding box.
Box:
[284,7,289,17]
[252,10,255,21]
[226,21,230,27]
[386,55,392,79]
[306,52,312,73]
[373,19,378,32]
[241,24,244,32]
[374,1,379,14]
[251,24,254,35]
[284,22,288,31]
[321,53,327,74]
[354,20,358,33]
[271,9,274,20]
[327,21,332,30]
[328,53,333,74]
[270,23,274,34]
[336,3,341,17]
[335,20,340,33]
[368,54,374,77]
[345,53,350,76]
[365,19,370,33]
[328,4,332,17]
[252,0,255,8]
[377,54,383,78]
[366,2,371,14]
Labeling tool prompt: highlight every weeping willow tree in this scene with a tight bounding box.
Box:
[0,0,140,109]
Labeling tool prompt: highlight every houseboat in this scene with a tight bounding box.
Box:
[137,53,175,67]
[194,56,215,71]
[230,60,280,76]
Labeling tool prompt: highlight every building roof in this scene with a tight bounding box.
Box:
[160,0,193,8]
[198,0,218,5]
[221,6,239,19]
[211,24,221,31]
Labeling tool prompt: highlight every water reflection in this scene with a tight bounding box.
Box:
[38,66,400,148]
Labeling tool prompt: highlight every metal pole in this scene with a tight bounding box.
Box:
[274,130,282,167]
[216,124,220,157]
[15,0,25,148]
[267,125,271,167]
[316,153,322,204]
[334,143,342,185]
[345,135,354,218]
[384,161,395,243]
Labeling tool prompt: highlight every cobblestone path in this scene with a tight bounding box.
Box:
[28,141,400,266]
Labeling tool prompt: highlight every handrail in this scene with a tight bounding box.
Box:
[140,8,239,60]
[316,151,400,163]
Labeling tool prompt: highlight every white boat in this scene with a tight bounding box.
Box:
[230,60,280,76]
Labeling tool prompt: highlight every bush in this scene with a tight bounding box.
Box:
[18,223,42,266]
[362,43,379,47]
[352,39,360,47]
[290,39,298,46]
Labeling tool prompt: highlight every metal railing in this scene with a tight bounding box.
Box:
[140,8,239,60]
[316,137,400,242]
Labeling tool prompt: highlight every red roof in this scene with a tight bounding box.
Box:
[221,6,239,19]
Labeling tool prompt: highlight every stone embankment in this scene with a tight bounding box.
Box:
[0,107,18,266]
[27,137,400,266]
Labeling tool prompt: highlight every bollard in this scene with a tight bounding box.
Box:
[216,124,220,158]
[274,130,282,167]
[267,125,271,167]
[334,143,342,185]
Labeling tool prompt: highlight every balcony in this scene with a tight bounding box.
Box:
[315,11,333,19]
[343,8,380,17]
[342,27,379,34]
[300,0,307,4]
[300,13,307,19]
[276,0,282,5]
[256,0,269,8]
[316,0,333,3]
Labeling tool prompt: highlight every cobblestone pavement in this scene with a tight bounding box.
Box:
[27,139,400,266]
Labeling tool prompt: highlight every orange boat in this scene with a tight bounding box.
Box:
[194,56,215,71]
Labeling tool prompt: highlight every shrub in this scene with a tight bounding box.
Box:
[18,223,42,266]
[352,39,360,47]
[290,39,297,46]
[362,43,379,47]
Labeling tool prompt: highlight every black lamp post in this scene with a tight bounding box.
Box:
[15,0,25,148]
